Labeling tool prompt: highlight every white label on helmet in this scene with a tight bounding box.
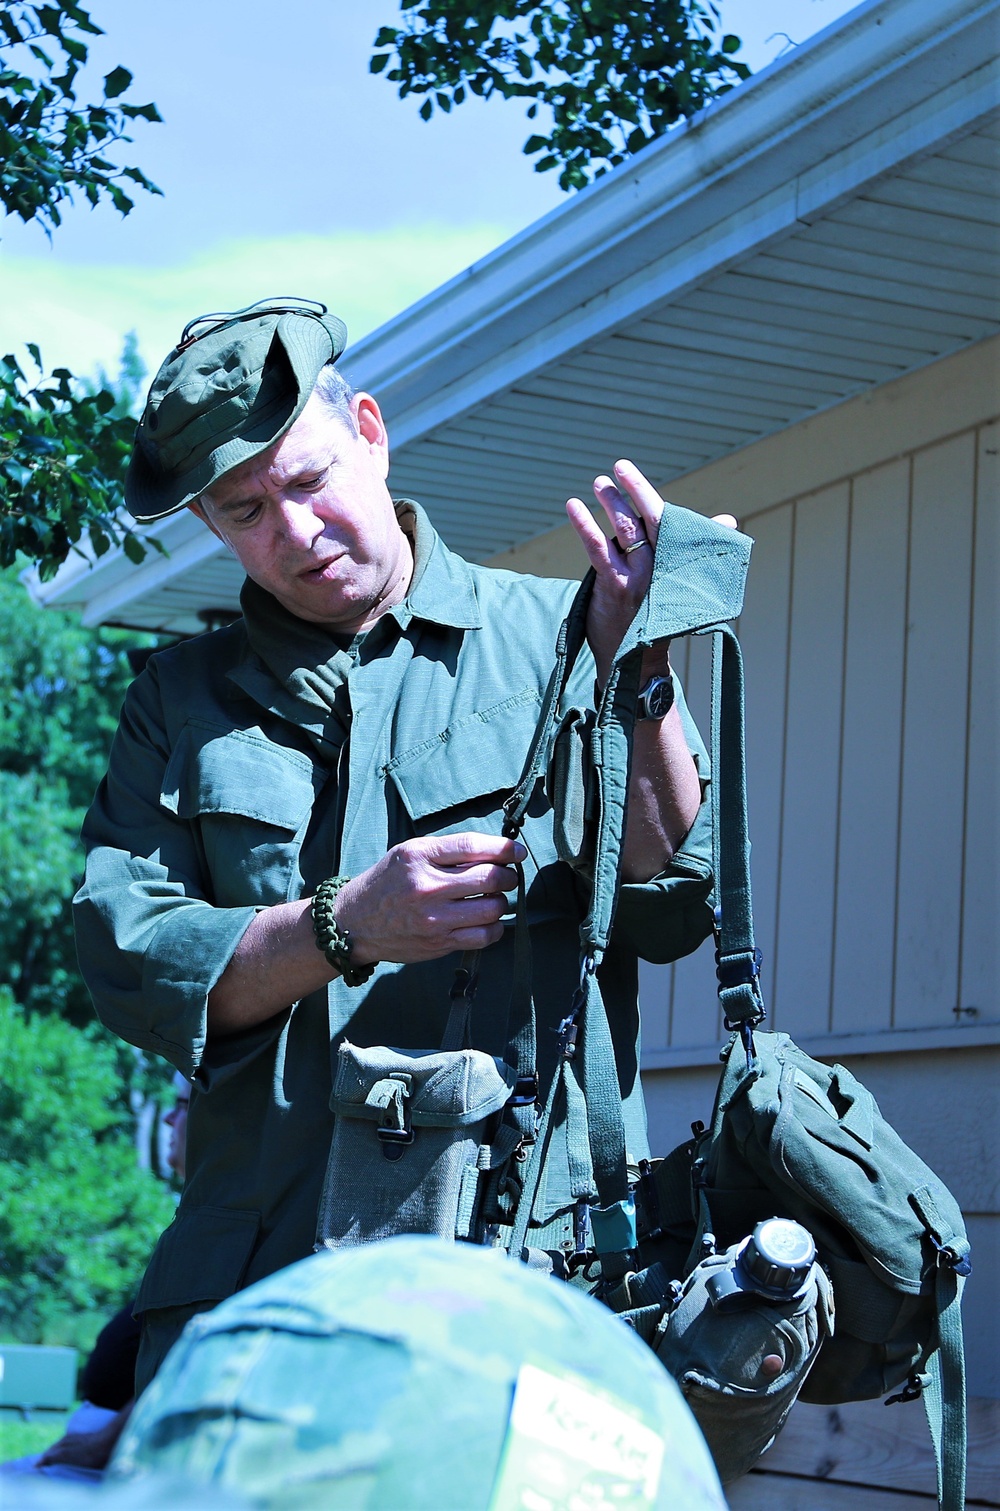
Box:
[489,1361,664,1510]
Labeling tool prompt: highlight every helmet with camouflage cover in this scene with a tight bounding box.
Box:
[109,1237,725,1509]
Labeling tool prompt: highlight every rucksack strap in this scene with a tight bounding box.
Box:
[697,625,765,1050]
[922,1266,968,1511]
[505,507,753,1261]
[910,1184,971,1511]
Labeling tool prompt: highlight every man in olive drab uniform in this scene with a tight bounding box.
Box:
[74,300,717,1393]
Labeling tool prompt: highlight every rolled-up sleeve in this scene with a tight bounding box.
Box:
[74,664,258,1075]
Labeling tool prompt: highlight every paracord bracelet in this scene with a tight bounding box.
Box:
[312,875,376,988]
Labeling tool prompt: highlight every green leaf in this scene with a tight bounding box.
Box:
[419,97,432,120]
[120,101,162,122]
[122,532,146,564]
[369,52,390,74]
[722,34,742,55]
[102,65,132,99]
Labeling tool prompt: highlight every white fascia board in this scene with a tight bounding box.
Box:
[27,506,223,618]
[348,0,998,427]
[79,518,226,627]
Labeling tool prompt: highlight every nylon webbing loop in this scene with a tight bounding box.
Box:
[503,571,593,838]
[700,625,765,1036]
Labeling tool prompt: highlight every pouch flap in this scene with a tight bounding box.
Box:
[384,690,541,821]
[331,1041,514,1128]
[134,1205,260,1312]
[772,1063,926,1294]
[161,719,318,828]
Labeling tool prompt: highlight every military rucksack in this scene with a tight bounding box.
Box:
[503,513,969,1510]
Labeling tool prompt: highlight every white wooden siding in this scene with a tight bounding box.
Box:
[642,418,999,1058]
[961,423,999,1018]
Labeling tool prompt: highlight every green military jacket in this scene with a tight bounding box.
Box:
[75,505,714,1318]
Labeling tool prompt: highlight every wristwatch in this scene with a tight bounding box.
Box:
[637,672,675,721]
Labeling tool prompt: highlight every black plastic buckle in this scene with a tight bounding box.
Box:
[509,1074,539,1108]
[716,947,763,991]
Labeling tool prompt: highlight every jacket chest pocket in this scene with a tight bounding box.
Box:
[160,721,322,907]
[385,690,540,833]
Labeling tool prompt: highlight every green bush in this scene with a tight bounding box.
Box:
[0,989,175,1353]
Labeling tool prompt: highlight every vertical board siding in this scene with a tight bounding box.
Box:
[960,424,999,1017]
[647,420,991,1056]
[894,433,975,1028]
[772,484,850,1034]
[831,460,910,1034]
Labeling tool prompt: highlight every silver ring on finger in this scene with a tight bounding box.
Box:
[623,537,651,556]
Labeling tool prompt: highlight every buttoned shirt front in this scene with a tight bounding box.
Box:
[75,505,714,1316]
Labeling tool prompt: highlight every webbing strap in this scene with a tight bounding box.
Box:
[698,625,764,1031]
[578,967,629,1203]
[922,1269,967,1511]
[506,507,753,1246]
[503,572,594,837]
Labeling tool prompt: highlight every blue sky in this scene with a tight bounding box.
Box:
[0,0,861,382]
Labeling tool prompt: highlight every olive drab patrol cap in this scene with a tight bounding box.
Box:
[124,297,348,522]
[109,1237,727,1510]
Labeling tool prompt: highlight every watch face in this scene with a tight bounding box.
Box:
[642,676,674,719]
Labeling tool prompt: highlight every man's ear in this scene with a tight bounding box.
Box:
[352,393,390,477]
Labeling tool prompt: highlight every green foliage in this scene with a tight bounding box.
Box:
[0,988,175,1351]
[1,4,163,578]
[0,1,161,234]
[0,566,156,1022]
[0,1410,73,1459]
[0,344,163,579]
[371,0,750,191]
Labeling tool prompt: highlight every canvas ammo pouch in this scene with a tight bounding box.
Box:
[315,1041,515,1249]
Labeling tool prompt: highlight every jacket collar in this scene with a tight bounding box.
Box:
[390,501,482,632]
[226,501,481,736]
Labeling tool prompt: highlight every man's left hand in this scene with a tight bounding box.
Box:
[565,461,737,881]
[566,458,665,684]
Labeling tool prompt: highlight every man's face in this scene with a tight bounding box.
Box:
[191,391,411,632]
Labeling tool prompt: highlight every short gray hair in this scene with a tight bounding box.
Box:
[312,362,357,432]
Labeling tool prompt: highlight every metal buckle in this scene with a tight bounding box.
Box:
[930,1234,972,1277]
[885,1370,930,1405]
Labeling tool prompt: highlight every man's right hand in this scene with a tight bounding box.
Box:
[336,833,525,965]
[207,831,524,1036]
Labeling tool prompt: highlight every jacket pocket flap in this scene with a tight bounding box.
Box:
[384,690,541,821]
[161,721,318,828]
[135,1205,260,1312]
[331,1041,513,1128]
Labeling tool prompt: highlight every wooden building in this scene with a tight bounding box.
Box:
[33,0,999,1502]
